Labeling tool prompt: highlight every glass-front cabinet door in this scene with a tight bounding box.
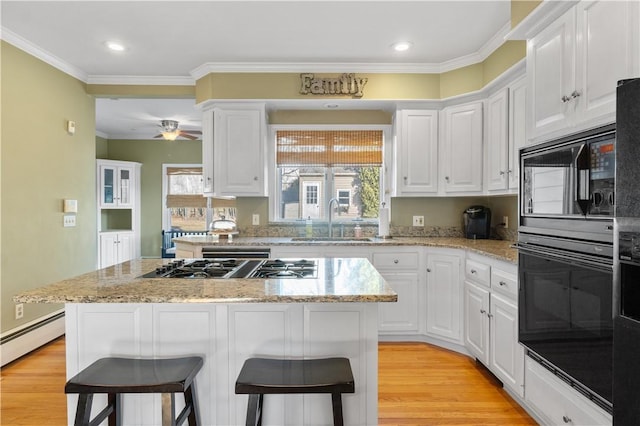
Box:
[99,164,134,208]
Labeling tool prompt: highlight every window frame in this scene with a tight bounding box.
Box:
[268,124,392,223]
[162,163,211,231]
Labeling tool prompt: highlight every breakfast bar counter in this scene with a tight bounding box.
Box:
[15,258,395,426]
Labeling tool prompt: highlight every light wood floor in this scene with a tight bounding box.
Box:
[1,337,536,425]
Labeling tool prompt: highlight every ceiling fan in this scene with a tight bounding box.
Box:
[154,119,202,141]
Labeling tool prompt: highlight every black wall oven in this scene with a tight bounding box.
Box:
[517,234,613,412]
[517,124,616,414]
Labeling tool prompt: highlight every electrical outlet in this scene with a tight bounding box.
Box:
[63,215,76,227]
[252,214,260,226]
[15,303,24,319]
[412,215,424,227]
[503,215,509,228]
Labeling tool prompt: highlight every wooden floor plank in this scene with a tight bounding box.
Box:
[1,337,536,425]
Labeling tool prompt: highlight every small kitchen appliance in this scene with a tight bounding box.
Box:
[463,205,491,239]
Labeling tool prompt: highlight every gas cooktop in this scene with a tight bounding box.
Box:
[141,258,318,279]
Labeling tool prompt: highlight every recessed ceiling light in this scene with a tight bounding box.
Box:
[105,41,126,52]
[392,41,412,52]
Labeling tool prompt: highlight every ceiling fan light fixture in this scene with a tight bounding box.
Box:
[161,130,180,141]
[160,119,179,132]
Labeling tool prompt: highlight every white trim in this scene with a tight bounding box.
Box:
[506,0,578,40]
[0,309,65,367]
[87,75,195,86]
[1,27,88,82]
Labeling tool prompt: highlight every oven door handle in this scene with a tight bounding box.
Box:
[515,243,612,273]
[574,143,590,216]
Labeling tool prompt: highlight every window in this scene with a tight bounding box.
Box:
[272,128,384,222]
[162,165,237,231]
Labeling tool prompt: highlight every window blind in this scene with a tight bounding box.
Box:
[276,130,383,166]
[165,166,207,208]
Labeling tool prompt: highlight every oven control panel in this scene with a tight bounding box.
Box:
[619,232,640,264]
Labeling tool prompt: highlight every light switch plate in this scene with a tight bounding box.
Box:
[252,214,260,226]
[63,215,76,227]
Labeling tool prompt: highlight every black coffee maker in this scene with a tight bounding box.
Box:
[463,205,491,239]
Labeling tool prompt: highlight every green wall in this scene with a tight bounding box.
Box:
[1,42,97,334]
[105,139,202,257]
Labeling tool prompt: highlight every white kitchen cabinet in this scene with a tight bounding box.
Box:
[485,89,510,192]
[426,250,462,343]
[464,280,490,365]
[394,110,439,195]
[96,159,141,269]
[464,254,524,398]
[99,231,135,268]
[98,161,136,208]
[527,0,639,142]
[486,76,527,193]
[440,102,483,193]
[201,102,267,197]
[508,76,527,190]
[525,356,612,426]
[373,248,423,334]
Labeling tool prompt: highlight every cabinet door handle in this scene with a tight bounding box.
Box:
[253,176,258,181]
[571,90,580,99]
[487,313,494,318]
[393,259,399,264]
[562,415,572,423]
[499,281,506,286]
[403,176,408,181]
[480,309,486,314]
[507,169,512,174]
[470,269,477,274]
[561,95,571,103]
[499,171,505,176]
[445,176,450,182]
[427,268,431,272]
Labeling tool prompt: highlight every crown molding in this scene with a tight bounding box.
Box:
[1,27,88,82]
[506,0,578,40]
[86,75,195,86]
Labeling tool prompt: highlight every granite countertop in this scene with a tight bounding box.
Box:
[173,236,518,264]
[14,258,397,305]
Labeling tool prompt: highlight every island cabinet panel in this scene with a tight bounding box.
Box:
[65,304,153,426]
[66,302,378,426]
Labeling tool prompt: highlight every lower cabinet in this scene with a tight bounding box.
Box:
[98,231,134,268]
[464,254,524,398]
[525,357,611,425]
[426,249,463,343]
[372,248,423,334]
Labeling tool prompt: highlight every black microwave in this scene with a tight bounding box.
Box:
[519,124,615,243]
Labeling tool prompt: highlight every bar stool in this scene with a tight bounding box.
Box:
[235,357,355,426]
[64,356,203,426]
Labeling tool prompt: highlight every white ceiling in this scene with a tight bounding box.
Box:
[1,1,512,140]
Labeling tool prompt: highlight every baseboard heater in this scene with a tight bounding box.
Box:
[1,310,65,366]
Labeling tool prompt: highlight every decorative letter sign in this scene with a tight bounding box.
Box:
[300,73,368,98]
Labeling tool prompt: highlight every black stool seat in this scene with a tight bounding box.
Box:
[65,356,203,426]
[235,357,355,426]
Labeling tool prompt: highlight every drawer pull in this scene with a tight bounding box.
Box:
[470,269,477,274]
[393,259,399,264]
[562,415,572,423]
[499,281,506,286]
[427,268,431,272]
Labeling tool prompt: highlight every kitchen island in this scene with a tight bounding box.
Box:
[15,258,396,426]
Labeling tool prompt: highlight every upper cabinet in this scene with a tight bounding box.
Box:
[202,102,267,197]
[440,101,483,193]
[394,110,439,195]
[485,76,527,193]
[527,0,640,143]
[98,162,136,208]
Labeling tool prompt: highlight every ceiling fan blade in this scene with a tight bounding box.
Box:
[180,133,199,140]
[183,130,202,135]
[153,134,164,138]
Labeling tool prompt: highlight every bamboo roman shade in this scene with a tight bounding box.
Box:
[276,130,383,166]
[166,167,207,208]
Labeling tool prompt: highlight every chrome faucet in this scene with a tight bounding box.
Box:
[328,198,340,238]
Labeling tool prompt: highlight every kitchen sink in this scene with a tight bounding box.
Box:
[290,237,373,242]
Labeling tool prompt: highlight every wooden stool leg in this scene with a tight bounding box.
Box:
[184,382,200,426]
[108,394,122,426]
[161,393,176,426]
[331,393,344,426]
[74,394,93,426]
[245,394,263,426]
